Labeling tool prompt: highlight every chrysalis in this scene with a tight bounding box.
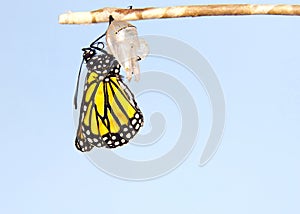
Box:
[106,20,149,81]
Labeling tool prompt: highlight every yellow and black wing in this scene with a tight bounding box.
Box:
[75,52,143,152]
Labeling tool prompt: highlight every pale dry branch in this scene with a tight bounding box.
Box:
[59,4,300,24]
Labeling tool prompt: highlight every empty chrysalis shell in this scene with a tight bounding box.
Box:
[106,20,149,81]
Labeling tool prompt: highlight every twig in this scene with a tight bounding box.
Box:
[59,4,300,24]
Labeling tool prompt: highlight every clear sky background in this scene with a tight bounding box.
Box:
[1,0,300,213]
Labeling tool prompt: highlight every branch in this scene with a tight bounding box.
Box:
[59,4,300,24]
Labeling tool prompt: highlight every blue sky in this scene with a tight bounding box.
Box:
[1,0,300,213]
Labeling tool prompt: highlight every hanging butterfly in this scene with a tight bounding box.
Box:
[73,19,144,152]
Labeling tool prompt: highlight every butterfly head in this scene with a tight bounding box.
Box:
[82,48,96,62]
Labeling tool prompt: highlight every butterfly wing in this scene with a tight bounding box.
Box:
[75,53,143,151]
[90,75,144,148]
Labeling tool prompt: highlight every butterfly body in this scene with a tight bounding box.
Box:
[74,51,144,152]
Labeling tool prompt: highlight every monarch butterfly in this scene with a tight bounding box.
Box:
[73,30,144,152]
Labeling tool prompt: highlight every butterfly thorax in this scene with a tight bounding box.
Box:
[85,51,120,78]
